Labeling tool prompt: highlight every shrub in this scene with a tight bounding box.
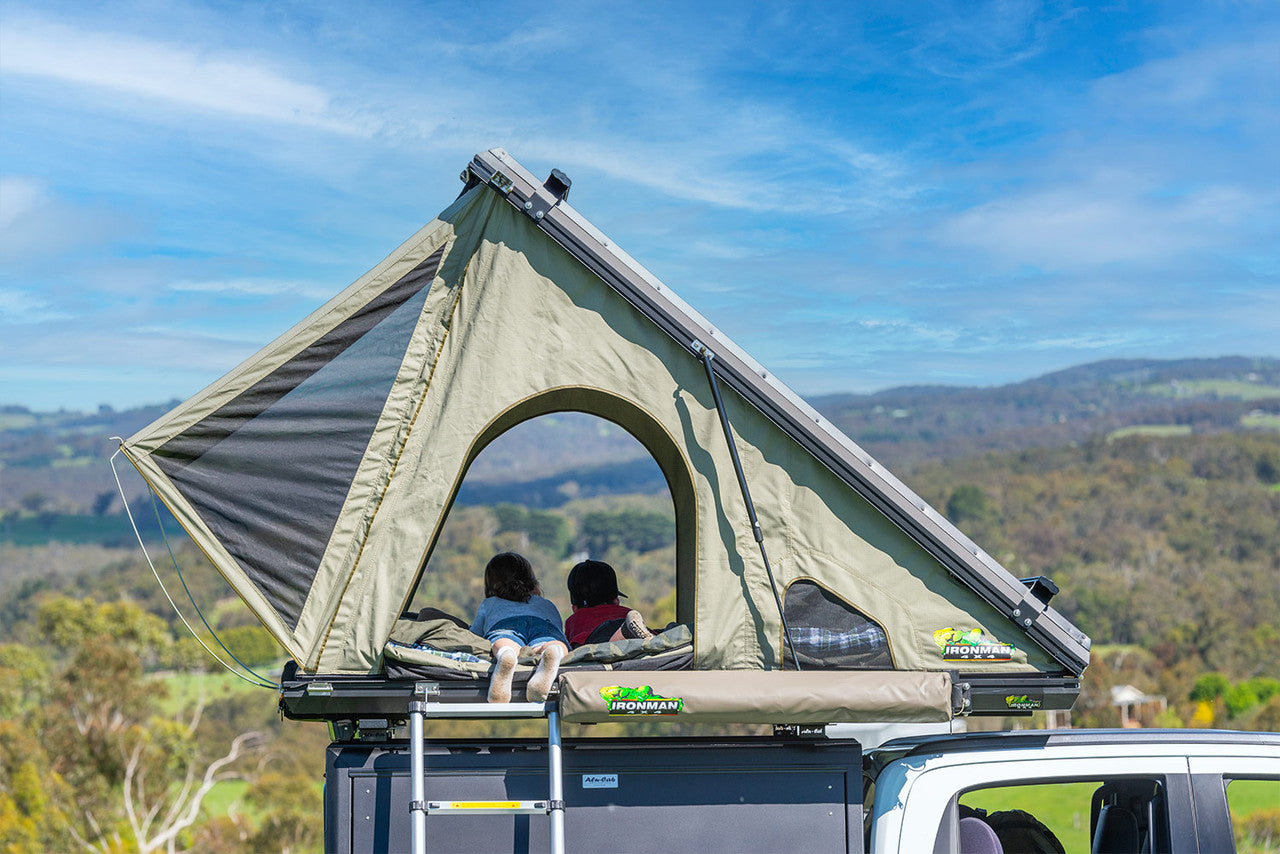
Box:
[1234,808,1280,853]
[1190,672,1231,703]
[1246,677,1280,703]
[1225,683,1261,718]
[215,625,282,668]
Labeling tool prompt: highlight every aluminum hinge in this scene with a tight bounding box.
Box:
[1009,589,1050,631]
[952,676,973,716]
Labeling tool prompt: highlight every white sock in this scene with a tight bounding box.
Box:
[488,648,518,703]
[526,645,564,703]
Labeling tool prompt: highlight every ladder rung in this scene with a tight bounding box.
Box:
[419,701,548,718]
[427,800,548,815]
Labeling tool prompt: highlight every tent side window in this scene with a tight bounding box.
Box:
[783,579,893,669]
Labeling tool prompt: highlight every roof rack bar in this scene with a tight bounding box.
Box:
[697,343,802,671]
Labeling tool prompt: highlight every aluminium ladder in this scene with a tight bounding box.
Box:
[407,684,565,854]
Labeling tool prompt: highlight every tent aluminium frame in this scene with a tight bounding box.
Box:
[463,148,1090,677]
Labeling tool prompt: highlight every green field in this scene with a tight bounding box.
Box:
[154,663,282,715]
[1243,412,1280,431]
[202,779,250,819]
[1107,424,1193,440]
[1147,380,1280,401]
[961,781,1097,853]
[0,413,38,430]
[0,513,136,546]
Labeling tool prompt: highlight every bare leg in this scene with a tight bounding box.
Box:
[488,639,519,703]
[526,641,567,702]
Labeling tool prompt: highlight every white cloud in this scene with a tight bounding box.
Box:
[1090,34,1280,130]
[0,288,72,324]
[936,182,1259,270]
[0,19,363,133]
[0,176,123,263]
[0,177,46,229]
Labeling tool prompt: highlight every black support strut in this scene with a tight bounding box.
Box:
[698,344,802,670]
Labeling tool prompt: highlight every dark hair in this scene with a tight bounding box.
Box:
[484,552,539,603]
[566,559,626,608]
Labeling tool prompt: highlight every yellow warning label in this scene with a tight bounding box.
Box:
[450,801,521,810]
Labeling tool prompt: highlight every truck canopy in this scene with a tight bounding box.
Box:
[123,150,1089,697]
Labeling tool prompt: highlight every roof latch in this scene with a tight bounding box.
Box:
[523,169,572,222]
[1019,575,1058,607]
[1010,576,1058,630]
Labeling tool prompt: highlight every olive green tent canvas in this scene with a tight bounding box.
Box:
[122,149,1090,680]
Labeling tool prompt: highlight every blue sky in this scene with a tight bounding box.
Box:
[1,1,1277,411]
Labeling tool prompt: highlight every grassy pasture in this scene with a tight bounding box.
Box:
[1147,380,1280,401]
[1242,412,1280,431]
[1107,424,1193,440]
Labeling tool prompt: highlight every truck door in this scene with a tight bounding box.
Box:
[877,753,1197,853]
[1188,755,1280,854]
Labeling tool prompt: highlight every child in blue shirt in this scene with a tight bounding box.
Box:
[470,552,569,703]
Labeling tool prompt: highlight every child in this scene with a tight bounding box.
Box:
[564,559,655,648]
[470,552,569,703]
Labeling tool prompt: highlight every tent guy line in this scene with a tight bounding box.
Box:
[110,439,279,690]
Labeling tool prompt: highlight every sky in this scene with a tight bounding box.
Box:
[1,0,1277,412]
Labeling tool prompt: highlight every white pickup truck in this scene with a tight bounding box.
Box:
[317,725,1278,853]
[865,729,1279,854]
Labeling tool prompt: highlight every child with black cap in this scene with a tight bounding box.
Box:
[564,559,655,648]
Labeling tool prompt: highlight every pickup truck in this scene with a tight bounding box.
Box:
[320,726,1279,853]
[865,729,1279,854]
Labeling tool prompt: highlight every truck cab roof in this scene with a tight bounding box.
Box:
[865,728,1280,778]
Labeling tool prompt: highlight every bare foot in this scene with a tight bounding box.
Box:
[488,648,517,703]
[526,645,565,702]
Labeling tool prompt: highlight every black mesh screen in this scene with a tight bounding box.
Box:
[153,247,445,629]
[783,579,892,669]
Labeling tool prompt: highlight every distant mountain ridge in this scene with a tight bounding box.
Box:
[811,355,1280,466]
[2,356,1277,519]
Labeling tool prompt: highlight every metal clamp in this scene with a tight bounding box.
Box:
[522,169,572,222]
[547,799,565,812]
[409,800,427,812]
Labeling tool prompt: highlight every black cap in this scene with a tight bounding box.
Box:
[567,559,628,607]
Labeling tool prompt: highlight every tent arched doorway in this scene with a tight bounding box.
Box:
[407,387,696,628]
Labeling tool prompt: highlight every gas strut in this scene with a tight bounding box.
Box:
[697,343,802,670]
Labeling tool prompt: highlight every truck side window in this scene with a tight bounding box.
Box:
[782,579,892,669]
[1225,777,1280,853]
[948,777,1170,854]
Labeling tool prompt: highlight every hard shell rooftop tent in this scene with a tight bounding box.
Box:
[121,149,1089,722]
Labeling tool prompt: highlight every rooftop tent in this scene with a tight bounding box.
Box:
[122,149,1090,691]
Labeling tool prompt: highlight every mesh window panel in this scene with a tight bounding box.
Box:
[783,579,893,669]
[153,247,445,629]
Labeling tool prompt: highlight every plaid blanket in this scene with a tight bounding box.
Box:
[788,624,887,656]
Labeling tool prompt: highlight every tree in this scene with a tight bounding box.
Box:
[244,772,323,854]
[1189,673,1231,703]
[945,484,992,525]
[26,597,267,854]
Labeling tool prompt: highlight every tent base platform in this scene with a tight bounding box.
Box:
[278,662,1080,731]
